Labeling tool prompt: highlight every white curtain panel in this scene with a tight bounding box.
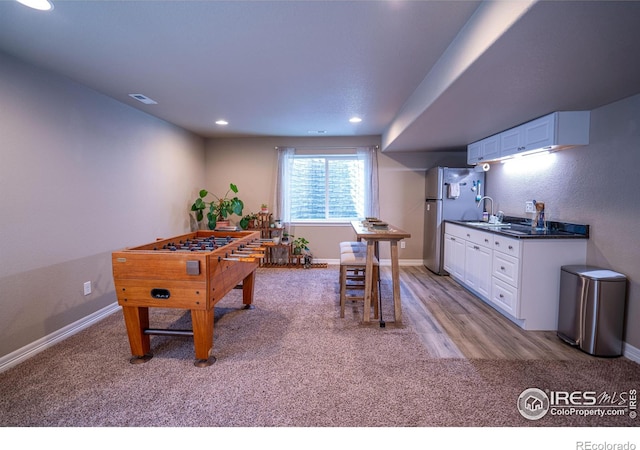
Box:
[275,147,295,223]
[357,146,380,218]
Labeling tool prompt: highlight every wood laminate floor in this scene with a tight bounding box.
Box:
[378,265,594,361]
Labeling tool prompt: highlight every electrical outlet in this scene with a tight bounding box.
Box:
[83,281,92,296]
[525,201,535,213]
[400,241,406,249]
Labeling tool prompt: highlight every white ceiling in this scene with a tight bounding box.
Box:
[1,0,640,152]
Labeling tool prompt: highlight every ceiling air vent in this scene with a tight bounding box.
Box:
[128,93,157,105]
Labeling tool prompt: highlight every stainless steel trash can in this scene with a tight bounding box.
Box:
[557,265,627,357]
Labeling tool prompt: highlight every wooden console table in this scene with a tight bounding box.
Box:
[350,221,410,324]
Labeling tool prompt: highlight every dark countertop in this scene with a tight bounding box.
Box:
[446,216,589,239]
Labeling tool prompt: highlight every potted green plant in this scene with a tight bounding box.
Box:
[190,183,244,230]
[239,212,258,230]
[292,237,309,255]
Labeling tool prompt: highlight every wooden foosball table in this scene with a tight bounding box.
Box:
[111,230,263,367]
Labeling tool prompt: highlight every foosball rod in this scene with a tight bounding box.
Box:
[144,329,194,337]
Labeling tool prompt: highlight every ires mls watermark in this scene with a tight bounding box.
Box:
[517,387,637,421]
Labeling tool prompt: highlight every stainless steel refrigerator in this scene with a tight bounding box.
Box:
[424,167,485,275]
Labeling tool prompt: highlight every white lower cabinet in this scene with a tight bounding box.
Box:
[443,233,465,280]
[490,278,517,315]
[443,222,587,330]
[464,241,492,299]
[490,248,520,317]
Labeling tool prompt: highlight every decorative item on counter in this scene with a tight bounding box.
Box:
[362,217,388,230]
[370,221,389,230]
[475,180,482,202]
[261,203,268,213]
[533,200,546,230]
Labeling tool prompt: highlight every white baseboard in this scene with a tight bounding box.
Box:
[623,342,640,364]
[314,259,425,266]
[0,302,121,373]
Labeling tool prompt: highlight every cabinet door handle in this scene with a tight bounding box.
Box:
[484,238,489,243]
[466,234,471,238]
[451,237,456,241]
[499,294,504,298]
[500,266,505,271]
[508,245,513,250]
[495,242,500,246]
[473,245,479,250]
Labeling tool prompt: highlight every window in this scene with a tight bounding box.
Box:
[290,155,364,221]
[276,147,379,223]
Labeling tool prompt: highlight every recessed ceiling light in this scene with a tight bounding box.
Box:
[215,120,229,126]
[307,130,327,134]
[128,93,157,105]
[16,0,54,11]
[349,117,362,123]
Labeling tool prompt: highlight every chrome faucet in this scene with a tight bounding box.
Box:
[477,196,494,218]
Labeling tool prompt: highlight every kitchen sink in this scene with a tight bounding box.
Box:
[464,221,511,228]
[500,229,530,235]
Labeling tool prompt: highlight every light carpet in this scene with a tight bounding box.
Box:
[1,267,639,427]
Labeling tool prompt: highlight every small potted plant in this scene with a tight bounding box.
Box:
[190,183,244,230]
[239,212,258,230]
[260,203,268,213]
[292,237,309,255]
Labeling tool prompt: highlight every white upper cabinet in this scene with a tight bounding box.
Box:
[468,111,590,164]
[482,135,500,161]
[467,134,500,164]
[499,126,522,155]
[522,113,555,150]
[467,141,481,165]
[499,114,555,158]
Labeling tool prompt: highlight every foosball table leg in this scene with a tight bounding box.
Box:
[242,270,256,309]
[121,305,153,364]
[191,308,215,367]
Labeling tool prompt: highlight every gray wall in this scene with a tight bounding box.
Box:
[0,53,205,359]
[486,94,640,349]
[202,136,467,262]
